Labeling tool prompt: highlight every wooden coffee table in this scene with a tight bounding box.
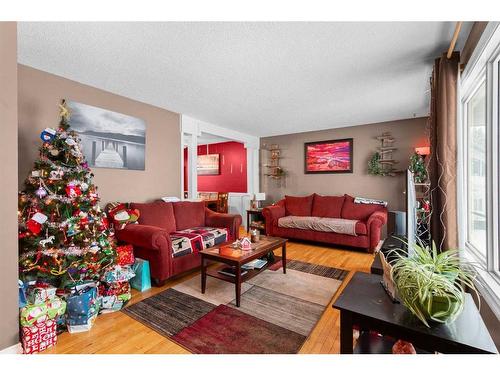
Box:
[200,236,287,307]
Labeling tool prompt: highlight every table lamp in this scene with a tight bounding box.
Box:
[254,192,266,209]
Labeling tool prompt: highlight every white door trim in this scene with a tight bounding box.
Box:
[180,115,260,199]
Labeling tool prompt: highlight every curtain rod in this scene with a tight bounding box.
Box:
[447,22,463,59]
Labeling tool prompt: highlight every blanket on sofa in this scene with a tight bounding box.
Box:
[278,216,358,236]
[170,227,228,258]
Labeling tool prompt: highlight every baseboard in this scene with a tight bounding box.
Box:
[0,342,22,354]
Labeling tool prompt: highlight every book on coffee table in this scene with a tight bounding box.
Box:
[241,259,268,270]
[217,267,248,278]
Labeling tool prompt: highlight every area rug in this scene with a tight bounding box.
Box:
[123,260,347,354]
[173,304,306,354]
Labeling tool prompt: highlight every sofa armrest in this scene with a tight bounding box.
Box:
[366,210,388,252]
[116,224,172,252]
[262,200,286,235]
[205,208,242,241]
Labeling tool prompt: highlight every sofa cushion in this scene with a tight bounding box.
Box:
[341,195,386,221]
[311,194,345,218]
[130,202,176,234]
[172,201,206,231]
[285,194,314,216]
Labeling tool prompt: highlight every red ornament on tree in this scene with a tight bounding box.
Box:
[26,219,42,235]
[99,216,109,231]
[79,216,89,228]
[65,184,82,198]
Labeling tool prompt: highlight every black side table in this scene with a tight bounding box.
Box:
[333,272,498,354]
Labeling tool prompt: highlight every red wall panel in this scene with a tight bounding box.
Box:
[184,141,247,193]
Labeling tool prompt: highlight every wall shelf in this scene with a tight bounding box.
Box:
[264,144,285,182]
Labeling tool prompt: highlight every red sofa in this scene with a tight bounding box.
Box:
[262,194,387,253]
[116,201,242,285]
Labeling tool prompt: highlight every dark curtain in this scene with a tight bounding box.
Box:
[429,51,460,251]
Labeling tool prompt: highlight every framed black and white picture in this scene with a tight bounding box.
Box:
[66,100,146,170]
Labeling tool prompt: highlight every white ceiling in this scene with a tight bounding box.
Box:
[18,22,471,137]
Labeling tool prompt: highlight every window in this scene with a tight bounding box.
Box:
[459,22,500,318]
[466,81,487,257]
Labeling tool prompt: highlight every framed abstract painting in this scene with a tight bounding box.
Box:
[197,154,220,175]
[304,138,353,174]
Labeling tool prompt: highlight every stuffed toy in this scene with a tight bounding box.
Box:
[105,202,140,230]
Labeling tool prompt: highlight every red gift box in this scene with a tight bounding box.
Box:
[22,319,58,354]
[116,245,135,266]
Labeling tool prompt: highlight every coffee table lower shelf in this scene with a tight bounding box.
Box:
[205,255,282,284]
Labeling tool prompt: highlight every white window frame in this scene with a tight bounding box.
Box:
[459,22,500,320]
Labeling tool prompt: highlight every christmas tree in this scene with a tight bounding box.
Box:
[18,101,116,287]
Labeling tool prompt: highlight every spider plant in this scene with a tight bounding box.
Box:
[389,240,478,327]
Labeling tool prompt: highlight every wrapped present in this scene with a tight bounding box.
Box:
[20,303,48,327]
[102,265,135,283]
[116,244,135,266]
[22,318,58,354]
[98,281,131,313]
[26,282,57,305]
[20,296,67,327]
[99,281,130,297]
[66,286,99,333]
[47,297,67,319]
[100,295,124,313]
[130,258,151,292]
[19,280,28,308]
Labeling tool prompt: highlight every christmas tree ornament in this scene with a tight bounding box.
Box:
[35,186,48,199]
[79,216,89,228]
[26,219,42,235]
[65,183,82,198]
[89,242,100,253]
[49,148,60,157]
[65,138,76,146]
[40,128,57,143]
[31,212,48,225]
[39,236,55,247]
[49,169,64,180]
[58,102,71,120]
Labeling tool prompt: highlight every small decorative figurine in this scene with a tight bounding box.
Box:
[233,237,253,251]
[250,229,260,243]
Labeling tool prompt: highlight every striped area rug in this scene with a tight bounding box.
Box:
[123,260,348,354]
[286,259,349,280]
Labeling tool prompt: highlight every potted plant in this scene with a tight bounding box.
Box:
[409,152,428,183]
[389,241,478,327]
[368,152,382,176]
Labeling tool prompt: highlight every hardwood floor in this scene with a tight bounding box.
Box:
[43,235,374,354]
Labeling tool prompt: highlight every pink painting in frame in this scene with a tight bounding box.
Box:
[304,138,353,174]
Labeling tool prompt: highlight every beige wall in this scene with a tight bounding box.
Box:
[0,22,20,350]
[18,65,181,204]
[260,117,429,213]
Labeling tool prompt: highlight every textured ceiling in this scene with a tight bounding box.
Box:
[18,22,471,136]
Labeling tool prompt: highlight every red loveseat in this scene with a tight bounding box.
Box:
[116,201,242,285]
[262,194,387,253]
